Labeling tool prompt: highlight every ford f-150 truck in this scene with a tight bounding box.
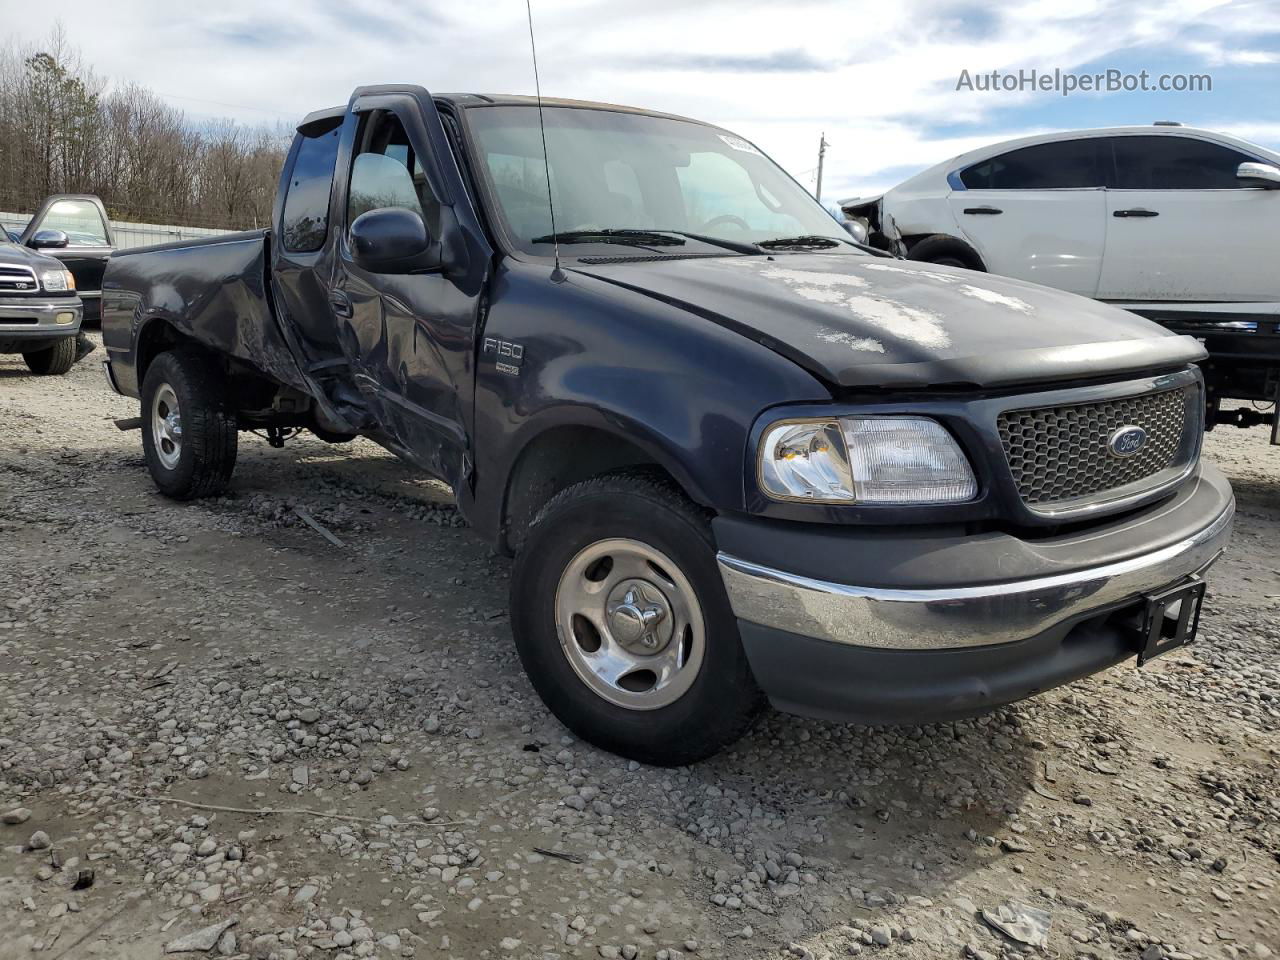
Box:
[101,85,1235,765]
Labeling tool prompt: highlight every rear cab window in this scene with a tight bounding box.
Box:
[281,125,341,253]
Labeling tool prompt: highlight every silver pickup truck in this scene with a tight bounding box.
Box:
[0,232,82,374]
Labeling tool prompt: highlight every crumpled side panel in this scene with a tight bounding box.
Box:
[109,231,310,394]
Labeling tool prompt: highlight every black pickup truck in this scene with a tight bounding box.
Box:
[102,85,1235,764]
[18,194,115,323]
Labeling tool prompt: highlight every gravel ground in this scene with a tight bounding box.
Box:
[1,336,1277,960]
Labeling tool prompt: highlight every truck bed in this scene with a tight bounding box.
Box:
[101,229,309,399]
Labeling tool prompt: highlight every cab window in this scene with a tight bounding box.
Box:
[281,125,340,253]
[347,111,440,234]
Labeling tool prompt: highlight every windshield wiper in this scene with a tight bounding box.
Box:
[530,229,685,247]
[650,231,759,255]
[756,235,845,250]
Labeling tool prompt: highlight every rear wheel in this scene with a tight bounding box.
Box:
[141,349,238,499]
[23,337,77,375]
[510,471,764,765]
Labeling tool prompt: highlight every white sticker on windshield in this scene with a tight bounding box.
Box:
[718,134,762,156]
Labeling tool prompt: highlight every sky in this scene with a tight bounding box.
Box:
[4,0,1279,203]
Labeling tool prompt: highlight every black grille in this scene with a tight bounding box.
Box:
[998,386,1192,507]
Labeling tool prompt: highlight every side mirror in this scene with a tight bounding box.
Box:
[349,207,440,274]
[30,229,70,249]
[841,218,869,244]
[1237,162,1280,189]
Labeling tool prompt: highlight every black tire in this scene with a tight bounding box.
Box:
[140,348,238,500]
[907,234,985,271]
[510,470,765,765]
[22,337,77,375]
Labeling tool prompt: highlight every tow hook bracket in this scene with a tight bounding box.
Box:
[1136,577,1207,666]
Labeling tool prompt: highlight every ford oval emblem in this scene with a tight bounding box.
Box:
[1108,425,1148,458]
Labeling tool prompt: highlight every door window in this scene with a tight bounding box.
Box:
[959,139,1102,189]
[281,126,340,253]
[347,112,439,232]
[36,198,109,246]
[1109,136,1254,189]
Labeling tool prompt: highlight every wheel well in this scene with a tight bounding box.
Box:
[135,318,188,388]
[501,426,683,555]
[136,319,284,413]
[903,234,986,271]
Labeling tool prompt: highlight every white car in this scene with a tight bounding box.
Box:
[841,124,1280,322]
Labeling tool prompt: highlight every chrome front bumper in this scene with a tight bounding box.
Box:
[719,487,1234,652]
[0,297,83,339]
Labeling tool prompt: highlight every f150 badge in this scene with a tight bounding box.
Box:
[483,337,524,377]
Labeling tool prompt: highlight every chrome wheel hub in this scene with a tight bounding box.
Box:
[606,580,672,654]
[554,538,705,711]
[151,383,183,470]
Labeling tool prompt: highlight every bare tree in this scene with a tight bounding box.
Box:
[0,24,287,230]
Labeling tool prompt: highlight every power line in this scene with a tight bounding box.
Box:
[152,90,299,121]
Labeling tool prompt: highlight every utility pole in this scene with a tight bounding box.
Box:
[815,132,829,203]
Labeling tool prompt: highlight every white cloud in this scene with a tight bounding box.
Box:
[0,0,1274,200]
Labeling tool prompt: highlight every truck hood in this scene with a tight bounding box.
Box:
[570,253,1206,389]
[0,242,65,272]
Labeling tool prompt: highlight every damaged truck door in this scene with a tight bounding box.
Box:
[272,91,490,489]
[102,86,1234,766]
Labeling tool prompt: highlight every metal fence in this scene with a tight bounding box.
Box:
[0,210,238,250]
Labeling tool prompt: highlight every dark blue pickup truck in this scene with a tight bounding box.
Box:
[102,85,1234,764]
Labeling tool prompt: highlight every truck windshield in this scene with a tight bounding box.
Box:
[465,105,854,256]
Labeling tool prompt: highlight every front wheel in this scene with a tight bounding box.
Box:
[141,349,238,499]
[907,234,984,271]
[23,337,77,375]
[510,471,765,765]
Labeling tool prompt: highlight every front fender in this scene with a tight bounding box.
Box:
[468,260,832,545]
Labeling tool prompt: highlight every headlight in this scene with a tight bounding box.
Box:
[40,269,75,292]
[759,417,977,504]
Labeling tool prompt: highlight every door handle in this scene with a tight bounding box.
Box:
[963,206,1002,215]
[328,291,353,318]
[1113,209,1159,218]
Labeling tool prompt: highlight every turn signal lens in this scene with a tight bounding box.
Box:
[759,421,855,502]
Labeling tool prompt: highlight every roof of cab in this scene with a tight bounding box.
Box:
[297,94,702,134]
